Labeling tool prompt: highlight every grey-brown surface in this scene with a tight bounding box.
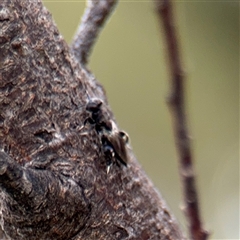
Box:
[0,1,185,239]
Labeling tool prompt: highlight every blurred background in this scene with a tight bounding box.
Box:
[43,1,239,239]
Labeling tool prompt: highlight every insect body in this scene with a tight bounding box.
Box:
[85,98,129,172]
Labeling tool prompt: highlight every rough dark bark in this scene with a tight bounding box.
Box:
[0,1,185,239]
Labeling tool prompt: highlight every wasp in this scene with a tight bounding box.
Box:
[84,98,129,173]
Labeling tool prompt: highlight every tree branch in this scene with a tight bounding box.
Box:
[155,1,209,240]
[70,0,118,65]
[0,0,185,239]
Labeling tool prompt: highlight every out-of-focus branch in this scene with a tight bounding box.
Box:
[71,0,118,65]
[154,1,209,240]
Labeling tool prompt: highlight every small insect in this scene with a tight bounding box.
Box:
[84,98,129,173]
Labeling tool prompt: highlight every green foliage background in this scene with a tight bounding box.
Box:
[43,1,239,239]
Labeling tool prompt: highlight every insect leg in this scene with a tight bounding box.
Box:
[102,144,115,174]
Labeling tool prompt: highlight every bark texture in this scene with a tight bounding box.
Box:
[0,1,185,239]
[71,0,118,65]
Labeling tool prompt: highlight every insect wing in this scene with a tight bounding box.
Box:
[107,133,128,166]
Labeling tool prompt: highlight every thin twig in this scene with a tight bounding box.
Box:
[70,0,118,65]
[155,1,209,240]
